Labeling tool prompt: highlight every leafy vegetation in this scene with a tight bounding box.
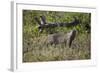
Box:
[23,10,91,62]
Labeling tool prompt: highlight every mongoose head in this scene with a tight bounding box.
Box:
[68,29,77,47]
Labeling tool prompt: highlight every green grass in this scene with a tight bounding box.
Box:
[23,32,91,62]
[23,10,91,62]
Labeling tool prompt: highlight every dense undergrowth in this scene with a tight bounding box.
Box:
[23,10,91,62]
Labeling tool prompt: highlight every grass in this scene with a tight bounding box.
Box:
[23,32,91,62]
[22,10,91,62]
